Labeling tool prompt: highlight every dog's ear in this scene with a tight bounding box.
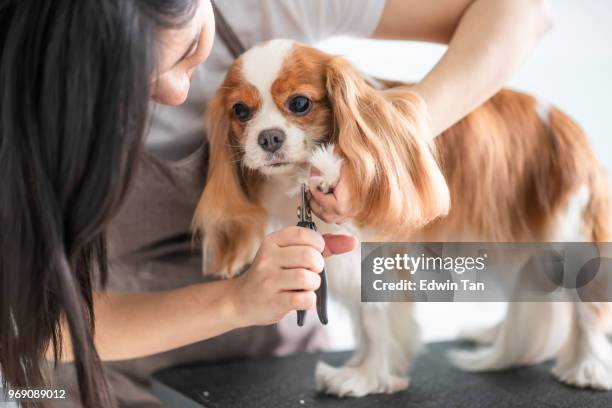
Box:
[325,56,450,236]
[193,91,266,277]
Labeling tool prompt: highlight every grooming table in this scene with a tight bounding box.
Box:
[151,341,612,408]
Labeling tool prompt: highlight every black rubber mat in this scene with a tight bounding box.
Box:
[152,341,612,408]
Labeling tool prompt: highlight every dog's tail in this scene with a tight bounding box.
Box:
[449,302,572,371]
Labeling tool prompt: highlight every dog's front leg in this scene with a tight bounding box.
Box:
[316,302,420,397]
[315,247,421,397]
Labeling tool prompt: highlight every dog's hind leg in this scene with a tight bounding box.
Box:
[552,180,612,390]
[452,183,612,389]
[450,186,589,372]
[552,302,612,390]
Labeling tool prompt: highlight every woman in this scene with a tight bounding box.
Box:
[0,0,552,407]
[0,0,351,406]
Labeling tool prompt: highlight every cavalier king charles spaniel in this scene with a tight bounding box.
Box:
[193,39,612,397]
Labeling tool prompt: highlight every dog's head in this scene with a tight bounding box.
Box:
[208,40,334,178]
[195,39,450,276]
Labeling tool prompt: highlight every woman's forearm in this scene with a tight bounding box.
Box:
[49,229,354,362]
[375,0,553,137]
[54,279,240,362]
[414,0,553,136]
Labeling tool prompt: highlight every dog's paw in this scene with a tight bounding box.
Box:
[308,176,335,194]
[315,361,409,397]
[309,144,342,194]
[552,358,612,390]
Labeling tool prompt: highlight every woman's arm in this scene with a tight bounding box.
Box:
[51,229,357,361]
[90,280,237,361]
[373,0,554,136]
[53,280,238,361]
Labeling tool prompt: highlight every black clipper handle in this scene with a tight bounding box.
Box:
[296,220,328,326]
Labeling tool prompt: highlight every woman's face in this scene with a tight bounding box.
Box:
[152,0,215,106]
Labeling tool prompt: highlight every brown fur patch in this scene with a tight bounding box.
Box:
[220,60,262,143]
[423,91,608,243]
[271,47,334,144]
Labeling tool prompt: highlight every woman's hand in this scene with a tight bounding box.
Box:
[308,166,358,225]
[229,226,357,327]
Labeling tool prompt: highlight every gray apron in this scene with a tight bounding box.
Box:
[51,5,327,407]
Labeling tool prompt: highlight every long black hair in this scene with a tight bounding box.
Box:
[0,0,197,406]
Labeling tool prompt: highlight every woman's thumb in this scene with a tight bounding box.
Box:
[322,234,358,257]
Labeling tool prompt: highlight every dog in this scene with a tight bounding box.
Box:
[193,39,612,397]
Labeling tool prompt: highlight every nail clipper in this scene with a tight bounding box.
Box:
[296,183,328,326]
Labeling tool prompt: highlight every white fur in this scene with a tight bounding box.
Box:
[286,144,343,197]
[535,99,552,128]
[554,184,590,241]
[309,144,343,192]
[241,39,294,96]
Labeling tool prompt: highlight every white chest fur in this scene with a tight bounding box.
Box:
[260,174,353,236]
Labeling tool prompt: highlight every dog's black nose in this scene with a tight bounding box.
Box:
[257,128,286,153]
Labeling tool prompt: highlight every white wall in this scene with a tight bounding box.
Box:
[318,0,611,348]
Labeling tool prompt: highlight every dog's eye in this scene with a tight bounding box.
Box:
[232,103,252,122]
[287,95,312,116]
